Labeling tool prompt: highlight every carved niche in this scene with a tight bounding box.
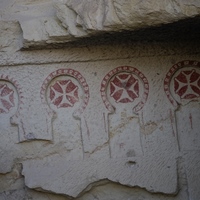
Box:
[164,60,200,151]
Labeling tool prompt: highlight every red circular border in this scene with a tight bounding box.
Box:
[164,60,200,106]
[100,66,149,113]
[40,69,90,117]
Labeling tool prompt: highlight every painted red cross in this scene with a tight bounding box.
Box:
[49,80,79,108]
[0,83,15,113]
[174,69,200,99]
[110,74,139,103]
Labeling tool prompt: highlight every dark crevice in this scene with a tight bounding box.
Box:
[22,16,200,50]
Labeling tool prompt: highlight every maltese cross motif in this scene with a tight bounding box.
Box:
[0,83,15,114]
[174,69,200,99]
[110,73,139,103]
[49,80,79,108]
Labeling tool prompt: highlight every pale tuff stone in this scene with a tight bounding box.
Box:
[20,17,72,48]
[1,54,200,199]
[0,21,22,53]
[0,0,55,21]
[1,1,200,199]
[14,0,200,48]
[183,151,200,200]
[22,154,177,197]
[58,0,200,31]
[1,2,200,48]
[55,3,87,37]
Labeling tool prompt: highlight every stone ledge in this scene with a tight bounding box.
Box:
[22,154,178,198]
[18,0,200,49]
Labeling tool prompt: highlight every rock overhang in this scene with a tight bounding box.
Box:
[15,0,200,49]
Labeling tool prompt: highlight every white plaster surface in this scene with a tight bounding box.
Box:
[183,151,200,200]
[22,154,177,197]
[0,55,200,199]
[0,3,200,200]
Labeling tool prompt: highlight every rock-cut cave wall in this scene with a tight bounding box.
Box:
[0,1,200,200]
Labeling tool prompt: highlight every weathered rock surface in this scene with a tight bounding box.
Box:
[1,53,200,199]
[1,1,200,200]
[0,21,22,53]
[22,154,177,197]
[58,0,200,31]
[21,0,200,48]
[183,151,200,200]
[1,0,200,48]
